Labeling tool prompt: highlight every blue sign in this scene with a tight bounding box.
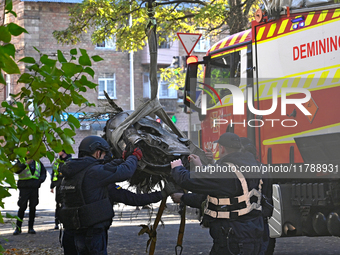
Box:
[51,112,111,122]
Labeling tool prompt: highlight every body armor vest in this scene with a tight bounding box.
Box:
[204,163,262,219]
[18,161,41,180]
[59,163,114,230]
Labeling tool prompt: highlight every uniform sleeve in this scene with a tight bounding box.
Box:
[107,159,124,167]
[181,193,206,209]
[12,161,26,174]
[171,165,230,196]
[39,161,47,183]
[108,185,163,206]
[96,155,138,184]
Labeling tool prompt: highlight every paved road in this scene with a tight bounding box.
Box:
[2,171,340,254]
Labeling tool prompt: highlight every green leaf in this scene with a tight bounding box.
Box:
[33,47,40,53]
[79,49,91,66]
[61,63,83,77]
[18,73,33,83]
[70,48,77,55]
[7,10,17,17]
[22,115,36,132]
[67,115,80,129]
[91,55,104,62]
[19,57,36,64]
[40,55,57,67]
[85,81,98,89]
[63,143,74,155]
[0,72,5,85]
[21,87,31,96]
[2,43,15,58]
[46,151,55,163]
[13,147,27,158]
[63,128,76,137]
[78,75,88,85]
[38,121,48,131]
[5,0,12,12]
[7,23,28,36]
[83,67,94,78]
[0,26,11,43]
[57,50,67,63]
[0,52,20,74]
[45,132,54,143]
[53,111,62,124]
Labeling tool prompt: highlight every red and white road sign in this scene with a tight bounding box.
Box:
[177,33,202,56]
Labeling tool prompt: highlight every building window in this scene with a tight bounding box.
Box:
[159,37,171,49]
[194,35,210,52]
[98,73,116,99]
[143,72,177,99]
[143,73,151,98]
[96,37,116,50]
[5,74,11,101]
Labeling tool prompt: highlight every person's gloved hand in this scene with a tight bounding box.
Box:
[122,142,134,160]
[188,154,202,167]
[161,182,177,198]
[132,147,143,161]
[205,149,214,164]
[171,159,183,169]
[122,150,128,160]
[171,193,184,203]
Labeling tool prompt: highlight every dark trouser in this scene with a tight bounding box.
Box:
[16,188,39,229]
[73,229,108,255]
[259,218,270,255]
[209,216,264,255]
[55,188,62,225]
[62,229,77,255]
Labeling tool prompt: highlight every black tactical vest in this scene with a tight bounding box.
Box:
[59,163,114,230]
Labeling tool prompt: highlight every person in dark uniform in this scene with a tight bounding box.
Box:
[50,150,72,230]
[59,135,140,255]
[62,183,175,255]
[171,132,264,255]
[240,137,273,255]
[13,158,47,235]
[59,136,176,255]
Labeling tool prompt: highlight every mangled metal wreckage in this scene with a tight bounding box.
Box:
[103,104,205,189]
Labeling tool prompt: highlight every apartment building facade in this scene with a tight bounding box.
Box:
[1,0,216,165]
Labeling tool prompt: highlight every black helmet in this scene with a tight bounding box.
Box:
[78,136,110,155]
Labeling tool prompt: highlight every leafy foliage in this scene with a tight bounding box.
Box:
[160,64,204,90]
[53,0,260,51]
[0,0,101,240]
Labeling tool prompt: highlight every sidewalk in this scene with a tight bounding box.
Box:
[1,170,210,254]
[1,204,210,255]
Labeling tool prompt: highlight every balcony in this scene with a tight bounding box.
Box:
[141,40,179,65]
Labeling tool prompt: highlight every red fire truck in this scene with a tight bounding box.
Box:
[183,1,340,246]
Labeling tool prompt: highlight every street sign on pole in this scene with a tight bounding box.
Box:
[177,33,202,56]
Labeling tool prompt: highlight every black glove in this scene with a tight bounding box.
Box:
[122,142,134,160]
[132,147,143,161]
[161,182,177,198]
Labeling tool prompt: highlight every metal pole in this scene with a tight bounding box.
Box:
[188,111,191,139]
[129,12,135,110]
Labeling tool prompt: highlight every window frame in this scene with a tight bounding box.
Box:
[98,74,116,99]
[194,35,210,53]
[143,72,177,99]
[96,36,116,50]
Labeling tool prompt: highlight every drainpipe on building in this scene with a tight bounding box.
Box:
[129,13,135,110]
